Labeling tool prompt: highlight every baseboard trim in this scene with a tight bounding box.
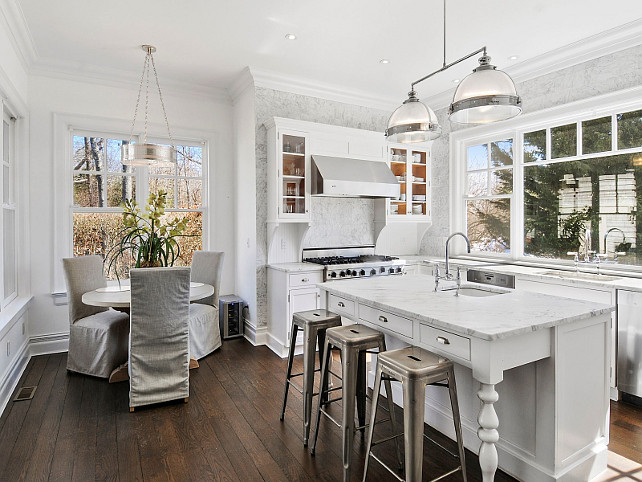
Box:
[0,340,29,415]
[243,321,268,346]
[29,332,69,356]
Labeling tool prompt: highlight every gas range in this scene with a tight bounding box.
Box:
[302,246,405,281]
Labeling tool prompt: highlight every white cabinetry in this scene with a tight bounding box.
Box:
[387,144,430,220]
[616,290,642,398]
[267,267,323,357]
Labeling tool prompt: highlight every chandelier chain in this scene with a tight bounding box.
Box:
[144,51,150,144]
[128,54,149,145]
[149,51,175,148]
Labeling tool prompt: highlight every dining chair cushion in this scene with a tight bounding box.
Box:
[191,251,224,307]
[129,267,191,409]
[189,303,221,360]
[67,309,129,378]
[63,256,108,323]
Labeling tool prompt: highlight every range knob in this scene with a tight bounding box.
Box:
[330,271,337,278]
[370,269,377,276]
[388,267,395,274]
[339,271,346,277]
[396,267,402,273]
[360,269,366,276]
[380,267,386,273]
[352,270,358,276]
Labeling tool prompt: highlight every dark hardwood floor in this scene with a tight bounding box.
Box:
[0,339,639,481]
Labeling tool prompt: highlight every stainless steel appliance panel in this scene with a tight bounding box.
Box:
[617,289,642,397]
[219,295,246,339]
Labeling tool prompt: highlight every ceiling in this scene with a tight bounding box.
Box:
[12,0,642,108]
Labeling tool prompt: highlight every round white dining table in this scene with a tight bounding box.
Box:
[82,282,214,308]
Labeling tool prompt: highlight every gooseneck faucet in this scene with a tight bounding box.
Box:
[584,228,592,262]
[435,232,471,295]
[604,227,627,261]
[445,232,471,277]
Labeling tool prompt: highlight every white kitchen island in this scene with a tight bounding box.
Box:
[318,274,614,482]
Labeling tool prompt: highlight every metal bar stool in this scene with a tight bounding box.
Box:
[310,324,402,482]
[363,346,467,482]
[280,309,342,446]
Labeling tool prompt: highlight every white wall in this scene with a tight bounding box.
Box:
[27,74,235,341]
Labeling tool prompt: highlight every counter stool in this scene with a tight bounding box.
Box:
[280,309,342,446]
[363,346,467,482]
[310,324,402,482]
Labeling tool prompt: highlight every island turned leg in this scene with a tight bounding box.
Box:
[477,383,499,482]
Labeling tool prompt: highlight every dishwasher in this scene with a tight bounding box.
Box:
[467,269,515,289]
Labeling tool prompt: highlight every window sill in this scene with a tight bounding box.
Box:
[0,296,33,339]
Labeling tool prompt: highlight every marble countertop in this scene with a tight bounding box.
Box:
[318,274,613,341]
[421,256,642,292]
[268,262,324,273]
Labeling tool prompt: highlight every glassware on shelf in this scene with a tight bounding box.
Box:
[294,167,302,176]
[284,140,291,152]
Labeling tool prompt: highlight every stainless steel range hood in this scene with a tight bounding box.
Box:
[311,155,400,198]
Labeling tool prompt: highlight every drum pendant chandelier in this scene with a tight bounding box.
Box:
[385,0,522,143]
[122,45,177,167]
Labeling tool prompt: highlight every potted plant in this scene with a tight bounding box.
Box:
[106,190,189,277]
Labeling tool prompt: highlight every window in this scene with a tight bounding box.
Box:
[71,131,206,278]
[457,101,642,269]
[1,111,17,308]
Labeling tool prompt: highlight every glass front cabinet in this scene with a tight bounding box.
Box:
[388,144,430,220]
[266,119,311,222]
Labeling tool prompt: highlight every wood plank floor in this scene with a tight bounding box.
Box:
[0,338,639,481]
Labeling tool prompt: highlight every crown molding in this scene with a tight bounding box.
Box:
[249,67,398,112]
[229,67,255,103]
[30,58,230,102]
[0,0,37,71]
[421,18,642,113]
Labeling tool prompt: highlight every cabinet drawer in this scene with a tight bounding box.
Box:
[329,294,355,318]
[420,324,470,361]
[359,304,413,338]
[289,272,323,288]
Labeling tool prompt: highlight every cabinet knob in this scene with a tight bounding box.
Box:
[301,278,309,282]
[378,315,388,323]
[436,336,450,345]
[337,301,345,308]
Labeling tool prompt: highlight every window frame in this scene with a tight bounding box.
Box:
[1,109,17,309]
[450,85,642,270]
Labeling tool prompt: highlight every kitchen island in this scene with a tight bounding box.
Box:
[318,274,614,482]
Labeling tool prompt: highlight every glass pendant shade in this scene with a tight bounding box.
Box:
[386,91,442,143]
[449,56,522,125]
[122,143,176,167]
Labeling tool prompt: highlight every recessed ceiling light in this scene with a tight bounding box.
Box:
[380,59,390,64]
[508,55,519,61]
[285,33,297,40]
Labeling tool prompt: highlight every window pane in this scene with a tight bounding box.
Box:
[467,144,488,170]
[72,136,105,171]
[3,208,16,300]
[177,178,202,209]
[73,173,104,207]
[107,175,136,207]
[149,163,175,177]
[149,177,176,208]
[467,172,487,196]
[582,116,611,154]
[551,124,577,159]
[177,145,203,177]
[617,110,642,149]
[467,199,510,253]
[2,165,8,203]
[73,212,134,280]
[490,169,513,195]
[159,211,202,266]
[105,139,133,173]
[490,139,513,167]
[524,153,640,265]
[524,129,546,163]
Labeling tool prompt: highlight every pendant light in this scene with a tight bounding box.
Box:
[385,0,522,142]
[122,45,177,167]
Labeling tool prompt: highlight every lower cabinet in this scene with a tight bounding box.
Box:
[267,267,323,357]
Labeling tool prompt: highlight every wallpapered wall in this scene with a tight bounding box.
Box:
[253,87,389,327]
[418,44,642,257]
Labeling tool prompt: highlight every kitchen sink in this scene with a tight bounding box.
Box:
[536,270,621,282]
[441,285,507,297]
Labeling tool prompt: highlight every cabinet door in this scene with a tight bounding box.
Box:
[279,130,310,220]
[617,290,642,397]
[287,287,320,347]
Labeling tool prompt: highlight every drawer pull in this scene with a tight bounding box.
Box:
[378,316,388,323]
[436,336,450,345]
[301,278,309,282]
[337,301,345,308]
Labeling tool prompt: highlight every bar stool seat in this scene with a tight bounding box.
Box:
[311,324,402,482]
[280,309,342,446]
[363,346,467,482]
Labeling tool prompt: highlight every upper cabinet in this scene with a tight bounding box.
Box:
[387,144,431,221]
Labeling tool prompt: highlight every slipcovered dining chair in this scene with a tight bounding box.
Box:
[129,267,191,411]
[189,251,224,359]
[62,256,129,378]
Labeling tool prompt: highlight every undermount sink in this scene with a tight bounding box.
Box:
[536,270,621,282]
[441,285,507,297]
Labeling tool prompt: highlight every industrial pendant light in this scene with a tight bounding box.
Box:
[385,0,521,142]
[122,45,177,167]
